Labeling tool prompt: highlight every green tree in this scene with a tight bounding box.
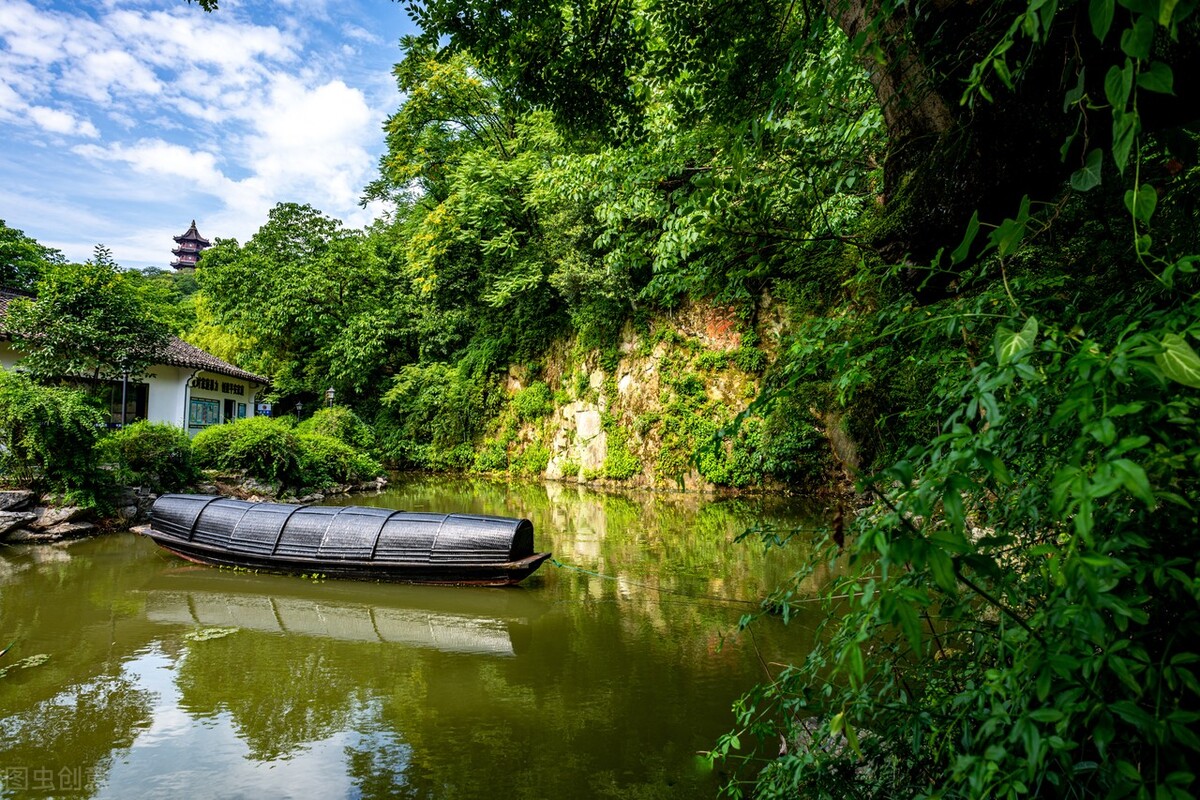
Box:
[0,219,64,293]
[196,203,401,402]
[5,246,171,384]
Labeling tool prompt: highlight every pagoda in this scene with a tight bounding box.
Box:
[171,220,211,270]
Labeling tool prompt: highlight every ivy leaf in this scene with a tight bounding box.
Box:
[1112,109,1139,174]
[1155,333,1200,388]
[1136,62,1174,94]
[1104,63,1133,110]
[1123,183,1157,223]
[995,316,1039,365]
[1120,15,1155,60]
[1090,0,1115,40]
[1070,149,1104,191]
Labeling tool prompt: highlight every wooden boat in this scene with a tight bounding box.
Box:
[139,494,551,586]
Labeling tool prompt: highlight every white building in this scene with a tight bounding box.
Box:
[0,293,269,436]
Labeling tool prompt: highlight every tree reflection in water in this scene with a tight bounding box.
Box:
[0,476,828,799]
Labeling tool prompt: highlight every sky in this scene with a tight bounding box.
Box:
[0,0,418,269]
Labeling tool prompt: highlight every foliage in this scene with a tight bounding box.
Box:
[601,422,641,481]
[378,362,502,469]
[5,248,172,383]
[295,432,384,489]
[192,416,382,491]
[0,219,63,293]
[196,203,404,403]
[473,439,508,472]
[512,443,552,475]
[95,421,199,494]
[511,381,553,422]
[0,368,108,503]
[192,416,302,487]
[296,407,377,454]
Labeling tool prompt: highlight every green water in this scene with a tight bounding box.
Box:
[0,476,828,799]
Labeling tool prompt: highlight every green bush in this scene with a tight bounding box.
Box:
[192,416,302,487]
[96,421,198,493]
[295,432,383,489]
[0,369,108,503]
[511,381,553,422]
[473,440,508,472]
[511,443,551,475]
[602,430,641,480]
[379,363,501,468]
[296,406,376,453]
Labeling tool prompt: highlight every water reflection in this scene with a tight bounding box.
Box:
[142,570,545,656]
[1,477,826,799]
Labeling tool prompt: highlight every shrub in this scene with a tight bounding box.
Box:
[473,440,508,472]
[379,363,501,467]
[602,430,641,480]
[192,416,302,487]
[96,421,198,493]
[296,407,376,453]
[511,381,553,422]
[295,432,383,489]
[512,443,551,475]
[0,369,108,503]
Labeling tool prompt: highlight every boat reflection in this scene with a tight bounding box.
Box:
[140,567,547,657]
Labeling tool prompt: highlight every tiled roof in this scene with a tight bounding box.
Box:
[173,220,211,247]
[158,337,268,384]
[0,291,268,385]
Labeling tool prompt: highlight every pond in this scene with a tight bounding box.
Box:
[0,476,831,799]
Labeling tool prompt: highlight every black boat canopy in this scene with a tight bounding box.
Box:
[150,494,536,565]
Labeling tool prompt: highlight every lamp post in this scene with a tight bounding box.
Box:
[294,401,302,418]
[325,387,335,408]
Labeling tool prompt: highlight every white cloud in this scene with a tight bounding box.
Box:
[28,105,100,138]
[1,0,409,267]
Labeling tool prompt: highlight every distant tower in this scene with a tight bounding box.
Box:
[171,220,211,270]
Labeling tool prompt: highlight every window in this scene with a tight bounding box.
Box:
[189,397,220,427]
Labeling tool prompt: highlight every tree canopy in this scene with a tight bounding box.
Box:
[5,246,171,384]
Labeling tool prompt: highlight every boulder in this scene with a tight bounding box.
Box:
[29,506,89,530]
[0,511,40,539]
[45,522,97,539]
[0,490,35,511]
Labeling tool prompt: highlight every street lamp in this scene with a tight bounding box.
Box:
[325,387,335,408]
[294,401,303,417]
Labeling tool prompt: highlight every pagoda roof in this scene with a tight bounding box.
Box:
[173,220,211,247]
[0,291,268,385]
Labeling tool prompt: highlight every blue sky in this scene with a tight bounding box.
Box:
[0,0,418,269]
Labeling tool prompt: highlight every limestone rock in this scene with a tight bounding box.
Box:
[45,521,96,539]
[0,490,35,511]
[0,511,39,538]
[575,408,602,440]
[30,506,88,530]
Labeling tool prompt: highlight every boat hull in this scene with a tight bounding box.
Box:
[140,494,552,587]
